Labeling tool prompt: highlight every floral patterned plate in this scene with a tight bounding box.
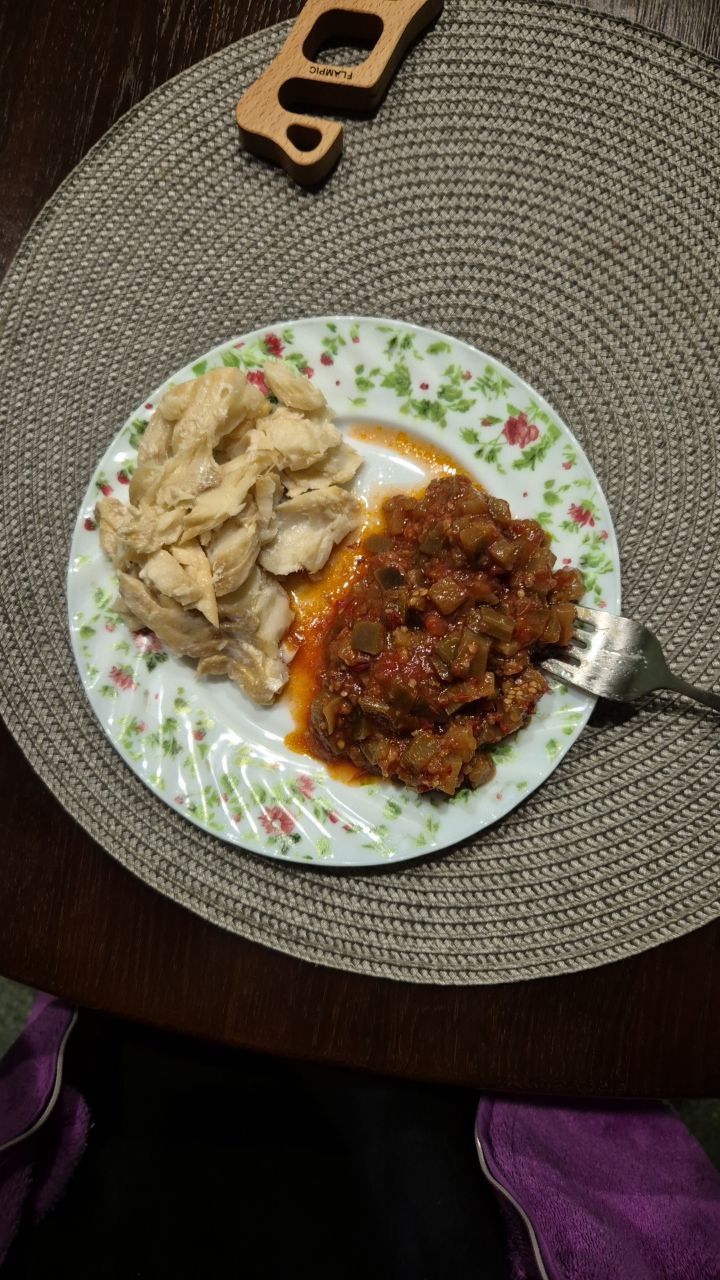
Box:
[68,317,621,867]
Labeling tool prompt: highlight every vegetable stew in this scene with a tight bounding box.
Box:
[308,476,583,795]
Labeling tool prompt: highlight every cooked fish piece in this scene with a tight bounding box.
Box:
[196,653,230,678]
[158,380,198,422]
[172,367,259,453]
[238,381,268,421]
[112,593,142,632]
[139,548,212,624]
[218,565,293,636]
[206,509,261,597]
[282,441,362,497]
[117,503,187,558]
[218,427,252,462]
[140,549,200,603]
[251,407,340,471]
[98,360,364,706]
[215,385,271,462]
[226,647,289,704]
[154,439,221,509]
[179,449,276,543]
[95,496,127,563]
[264,359,326,413]
[171,539,219,628]
[254,473,280,537]
[218,567,294,704]
[117,573,222,658]
[129,460,164,507]
[259,486,363,576]
[137,412,173,466]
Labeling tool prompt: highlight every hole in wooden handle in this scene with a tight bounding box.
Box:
[302,9,384,64]
[287,122,323,152]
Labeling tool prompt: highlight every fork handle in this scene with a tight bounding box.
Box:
[666,675,720,713]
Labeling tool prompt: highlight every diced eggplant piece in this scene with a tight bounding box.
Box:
[361,732,400,770]
[492,639,520,657]
[419,529,444,555]
[458,518,497,555]
[351,620,385,654]
[472,605,515,641]
[439,673,495,710]
[433,635,460,666]
[375,565,405,589]
[450,627,481,678]
[358,696,396,733]
[364,533,392,554]
[527,548,553,573]
[513,608,549,645]
[402,732,438,772]
[469,634,492,677]
[321,694,344,734]
[552,568,584,602]
[334,629,373,668]
[488,537,519,569]
[466,752,496,788]
[435,755,464,795]
[541,612,562,644]
[384,497,417,535]
[555,603,576,645]
[427,578,468,615]
[430,655,451,681]
[443,720,477,759]
[386,680,416,711]
[469,576,499,604]
[487,496,511,523]
[459,492,488,516]
[511,539,534,568]
[350,710,370,741]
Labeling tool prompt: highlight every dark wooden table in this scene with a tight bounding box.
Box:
[1,0,719,1097]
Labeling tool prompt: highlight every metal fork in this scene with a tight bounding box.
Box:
[541,605,720,711]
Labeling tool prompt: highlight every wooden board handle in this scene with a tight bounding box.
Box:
[236,0,444,186]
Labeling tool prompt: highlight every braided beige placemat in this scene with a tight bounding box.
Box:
[1,0,719,983]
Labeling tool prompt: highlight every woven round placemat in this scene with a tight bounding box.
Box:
[1,0,719,984]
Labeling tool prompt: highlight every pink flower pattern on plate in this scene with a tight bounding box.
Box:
[296,774,315,799]
[109,665,135,691]
[263,333,283,357]
[259,806,295,837]
[133,630,163,653]
[568,502,595,527]
[502,412,539,448]
[246,369,269,395]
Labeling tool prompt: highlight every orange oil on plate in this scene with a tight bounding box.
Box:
[283,424,469,779]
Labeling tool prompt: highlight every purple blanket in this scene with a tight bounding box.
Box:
[4,993,720,1276]
[476,1097,720,1280]
[0,993,88,1266]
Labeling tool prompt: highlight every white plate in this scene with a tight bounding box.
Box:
[68,317,621,866]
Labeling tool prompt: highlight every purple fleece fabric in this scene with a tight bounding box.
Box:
[476,1098,720,1280]
[0,993,88,1265]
